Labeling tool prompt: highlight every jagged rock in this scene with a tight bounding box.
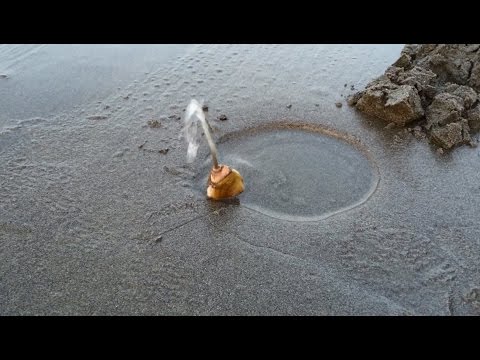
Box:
[350,44,480,152]
[417,44,474,85]
[347,91,363,106]
[426,93,464,128]
[393,53,411,68]
[430,120,471,149]
[442,83,478,109]
[355,81,424,126]
[468,56,480,92]
[467,105,480,133]
[399,66,437,91]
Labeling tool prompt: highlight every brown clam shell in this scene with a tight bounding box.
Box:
[207,165,244,200]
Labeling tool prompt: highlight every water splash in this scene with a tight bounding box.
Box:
[182,99,219,167]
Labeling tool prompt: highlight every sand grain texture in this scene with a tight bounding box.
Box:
[1,45,479,315]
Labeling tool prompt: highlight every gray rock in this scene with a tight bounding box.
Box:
[356,82,424,126]
[347,92,363,106]
[418,45,473,85]
[442,83,478,109]
[430,120,470,149]
[392,53,412,69]
[468,58,480,92]
[398,66,437,92]
[352,44,480,151]
[466,105,480,133]
[426,93,464,128]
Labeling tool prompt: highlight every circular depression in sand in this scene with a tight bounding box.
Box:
[196,123,379,222]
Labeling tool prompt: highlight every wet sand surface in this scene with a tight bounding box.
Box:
[1,44,479,315]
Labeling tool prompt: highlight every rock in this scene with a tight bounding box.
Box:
[218,114,228,121]
[352,44,480,152]
[147,119,161,128]
[385,66,404,82]
[429,120,470,149]
[422,85,438,100]
[398,66,437,92]
[385,65,437,95]
[413,44,438,59]
[412,126,426,140]
[418,44,474,85]
[468,57,480,92]
[442,83,478,109]
[335,102,343,108]
[347,92,363,106]
[401,44,422,57]
[459,44,480,53]
[393,53,412,68]
[466,105,480,132]
[426,93,464,128]
[355,82,424,126]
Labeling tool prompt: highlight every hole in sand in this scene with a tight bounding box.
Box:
[194,122,379,222]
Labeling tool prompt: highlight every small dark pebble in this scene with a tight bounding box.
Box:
[350,85,355,90]
[147,119,161,128]
[0,74,8,79]
[154,236,163,243]
[286,104,292,109]
[158,148,169,155]
[138,140,147,149]
[202,105,209,112]
[218,114,228,121]
[315,104,320,107]
[335,102,343,108]
[344,83,347,87]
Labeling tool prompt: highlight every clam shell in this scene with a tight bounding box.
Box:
[207,166,244,200]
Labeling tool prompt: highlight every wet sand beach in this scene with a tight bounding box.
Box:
[1,44,479,315]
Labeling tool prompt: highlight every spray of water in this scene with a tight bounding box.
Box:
[182,99,219,168]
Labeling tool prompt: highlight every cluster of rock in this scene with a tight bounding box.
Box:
[348,44,480,150]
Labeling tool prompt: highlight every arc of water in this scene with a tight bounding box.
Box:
[183,99,219,169]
